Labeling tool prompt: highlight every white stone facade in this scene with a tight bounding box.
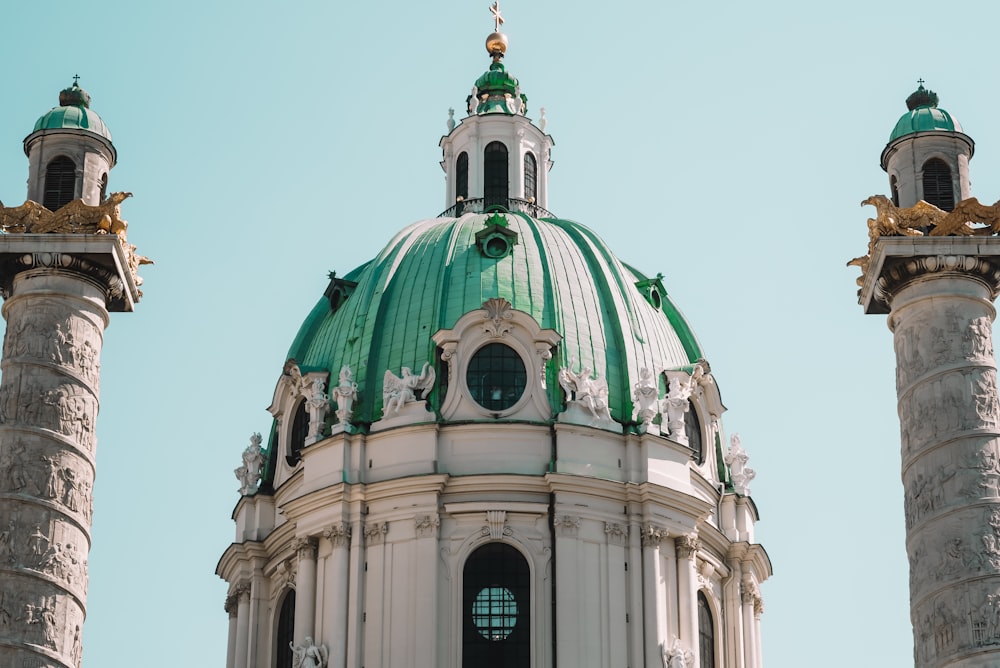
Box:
[218,304,770,668]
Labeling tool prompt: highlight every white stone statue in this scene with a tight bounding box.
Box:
[631,367,660,426]
[558,363,613,423]
[539,106,547,132]
[332,365,359,423]
[661,638,693,668]
[304,377,329,441]
[290,636,328,668]
[662,368,703,444]
[467,86,479,115]
[235,432,265,495]
[383,362,436,415]
[725,433,756,496]
[509,84,523,114]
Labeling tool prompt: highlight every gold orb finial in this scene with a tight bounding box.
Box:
[486,2,508,59]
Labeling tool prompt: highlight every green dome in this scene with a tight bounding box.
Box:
[31,83,112,142]
[888,84,961,142]
[286,212,702,425]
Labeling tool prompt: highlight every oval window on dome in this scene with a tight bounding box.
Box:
[466,343,527,411]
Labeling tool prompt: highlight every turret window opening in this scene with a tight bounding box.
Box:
[456,152,469,200]
[922,158,955,211]
[100,173,108,202]
[523,152,537,202]
[287,399,308,465]
[698,591,716,668]
[686,400,703,463]
[890,175,899,207]
[43,156,77,211]
[484,141,509,209]
[275,589,296,668]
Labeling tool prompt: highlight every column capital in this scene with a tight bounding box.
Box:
[293,536,318,560]
[554,515,581,537]
[675,532,700,558]
[414,514,440,539]
[856,236,1000,315]
[0,235,145,312]
[323,522,352,548]
[640,523,667,547]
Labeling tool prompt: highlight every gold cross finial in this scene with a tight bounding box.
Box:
[490,1,504,32]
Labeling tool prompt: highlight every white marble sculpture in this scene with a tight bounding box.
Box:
[290,636,328,668]
[725,433,756,496]
[467,86,479,115]
[304,377,329,441]
[661,638,693,668]
[662,368,702,444]
[235,432,264,496]
[631,367,660,427]
[332,365,358,423]
[383,362,436,415]
[558,363,613,423]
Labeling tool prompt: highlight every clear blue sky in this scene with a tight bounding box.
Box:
[2,1,998,665]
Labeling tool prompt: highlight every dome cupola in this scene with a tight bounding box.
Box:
[881,81,973,211]
[23,78,117,209]
[441,4,553,213]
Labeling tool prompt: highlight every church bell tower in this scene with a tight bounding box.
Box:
[0,80,146,668]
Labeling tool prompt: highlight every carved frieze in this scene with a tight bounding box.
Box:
[900,369,999,459]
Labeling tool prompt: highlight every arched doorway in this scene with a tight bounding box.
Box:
[463,542,530,667]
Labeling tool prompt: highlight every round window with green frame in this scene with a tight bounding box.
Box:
[466,342,527,411]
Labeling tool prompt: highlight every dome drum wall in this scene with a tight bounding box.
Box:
[24,131,115,208]
[441,114,553,211]
[881,132,973,210]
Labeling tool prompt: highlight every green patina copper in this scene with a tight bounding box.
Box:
[32,83,113,142]
[284,212,704,426]
[472,62,527,115]
[888,85,961,142]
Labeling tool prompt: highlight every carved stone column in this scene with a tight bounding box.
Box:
[323,523,351,668]
[675,534,700,667]
[294,537,319,644]
[740,578,760,668]
[554,514,583,665]
[857,238,1000,667]
[233,582,252,668]
[225,593,238,668]
[0,236,139,668]
[640,524,667,668]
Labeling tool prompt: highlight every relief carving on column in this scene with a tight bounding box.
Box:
[554,515,581,537]
[17,595,59,650]
[604,522,628,547]
[414,515,440,539]
[323,522,352,548]
[364,522,389,545]
[11,518,89,595]
[224,592,238,617]
[640,524,666,548]
[901,369,995,458]
[0,444,94,522]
